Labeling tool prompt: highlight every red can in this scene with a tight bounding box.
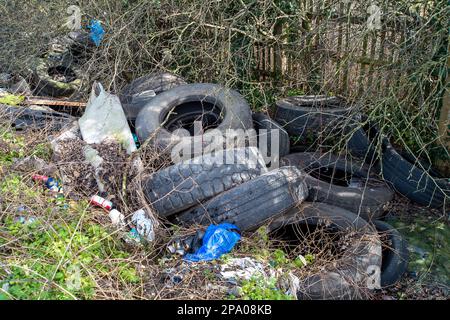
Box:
[90,195,113,211]
[32,174,49,183]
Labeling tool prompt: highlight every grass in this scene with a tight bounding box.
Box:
[388,216,450,286]
[0,125,143,300]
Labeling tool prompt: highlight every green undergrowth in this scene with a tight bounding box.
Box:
[0,128,140,300]
[223,226,316,300]
[388,216,450,287]
[0,199,140,300]
[0,93,25,106]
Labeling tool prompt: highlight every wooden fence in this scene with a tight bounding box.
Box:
[252,1,449,146]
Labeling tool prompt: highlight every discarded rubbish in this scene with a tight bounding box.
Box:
[184,223,241,262]
[78,82,136,154]
[14,216,37,225]
[132,133,140,148]
[87,20,105,47]
[83,145,106,192]
[90,195,113,211]
[45,177,63,193]
[163,267,187,285]
[108,209,126,228]
[167,230,205,256]
[32,174,63,193]
[220,257,268,284]
[131,209,155,242]
[123,227,142,245]
[0,103,73,131]
[14,207,37,225]
[167,239,186,256]
[32,174,48,183]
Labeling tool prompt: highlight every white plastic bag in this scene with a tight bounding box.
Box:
[79,82,136,154]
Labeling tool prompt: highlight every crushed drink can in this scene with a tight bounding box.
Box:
[90,195,113,211]
[32,174,49,183]
[45,177,63,193]
[123,228,142,245]
[33,175,63,193]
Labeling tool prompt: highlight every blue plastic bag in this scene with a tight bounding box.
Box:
[184,223,241,262]
[87,20,105,46]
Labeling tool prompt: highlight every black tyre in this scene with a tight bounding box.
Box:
[119,72,187,121]
[31,57,82,97]
[380,142,449,208]
[252,112,290,158]
[0,104,73,131]
[175,166,309,231]
[349,122,450,208]
[346,119,382,165]
[135,83,253,150]
[49,31,95,62]
[281,152,394,220]
[274,95,351,137]
[372,220,409,287]
[143,148,268,217]
[268,203,382,300]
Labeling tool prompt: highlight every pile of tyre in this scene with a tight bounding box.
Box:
[119,73,449,299]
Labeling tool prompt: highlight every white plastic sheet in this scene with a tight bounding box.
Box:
[79,82,136,154]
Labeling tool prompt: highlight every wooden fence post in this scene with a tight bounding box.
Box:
[438,39,449,149]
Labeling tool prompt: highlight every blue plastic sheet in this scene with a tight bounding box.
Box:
[87,20,105,46]
[184,223,241,262]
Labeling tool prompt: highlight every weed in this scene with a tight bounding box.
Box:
[239,276,294,300]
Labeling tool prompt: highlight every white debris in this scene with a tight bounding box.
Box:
[131,209,156,242]
[82,145,106,192]
[79,82,136,154]
[220,257,269,284]
[108,209,126,228]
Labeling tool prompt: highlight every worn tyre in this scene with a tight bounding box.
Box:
[274,95,351,137]
[175,166,308,231]
[373,220,409,287]
[281,152,394,220]
[268,202,382,300]
[135,83,253,150]
[253,112,290,158]
[143,148,268,217]
[346,119,381,165]
[31,57,82,97]
[380,143,449,208]
[119,72,187,121]
[348,123,450,208]
[1,103,73,131]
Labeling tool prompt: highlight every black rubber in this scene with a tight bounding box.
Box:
[346,119,381,165]
[119,72,187,121]
[252,112,290,158]
[49,31,95,62]
[0,103,73,131]
[135,83,254,150]
[372,220,409,287]
[347,121,449,208]
[268,203,382,300]
[176,166,309,231]
[143,149,267,217]
[281,152,394,220]
[274,95,351,137]
[379,142,449,208]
